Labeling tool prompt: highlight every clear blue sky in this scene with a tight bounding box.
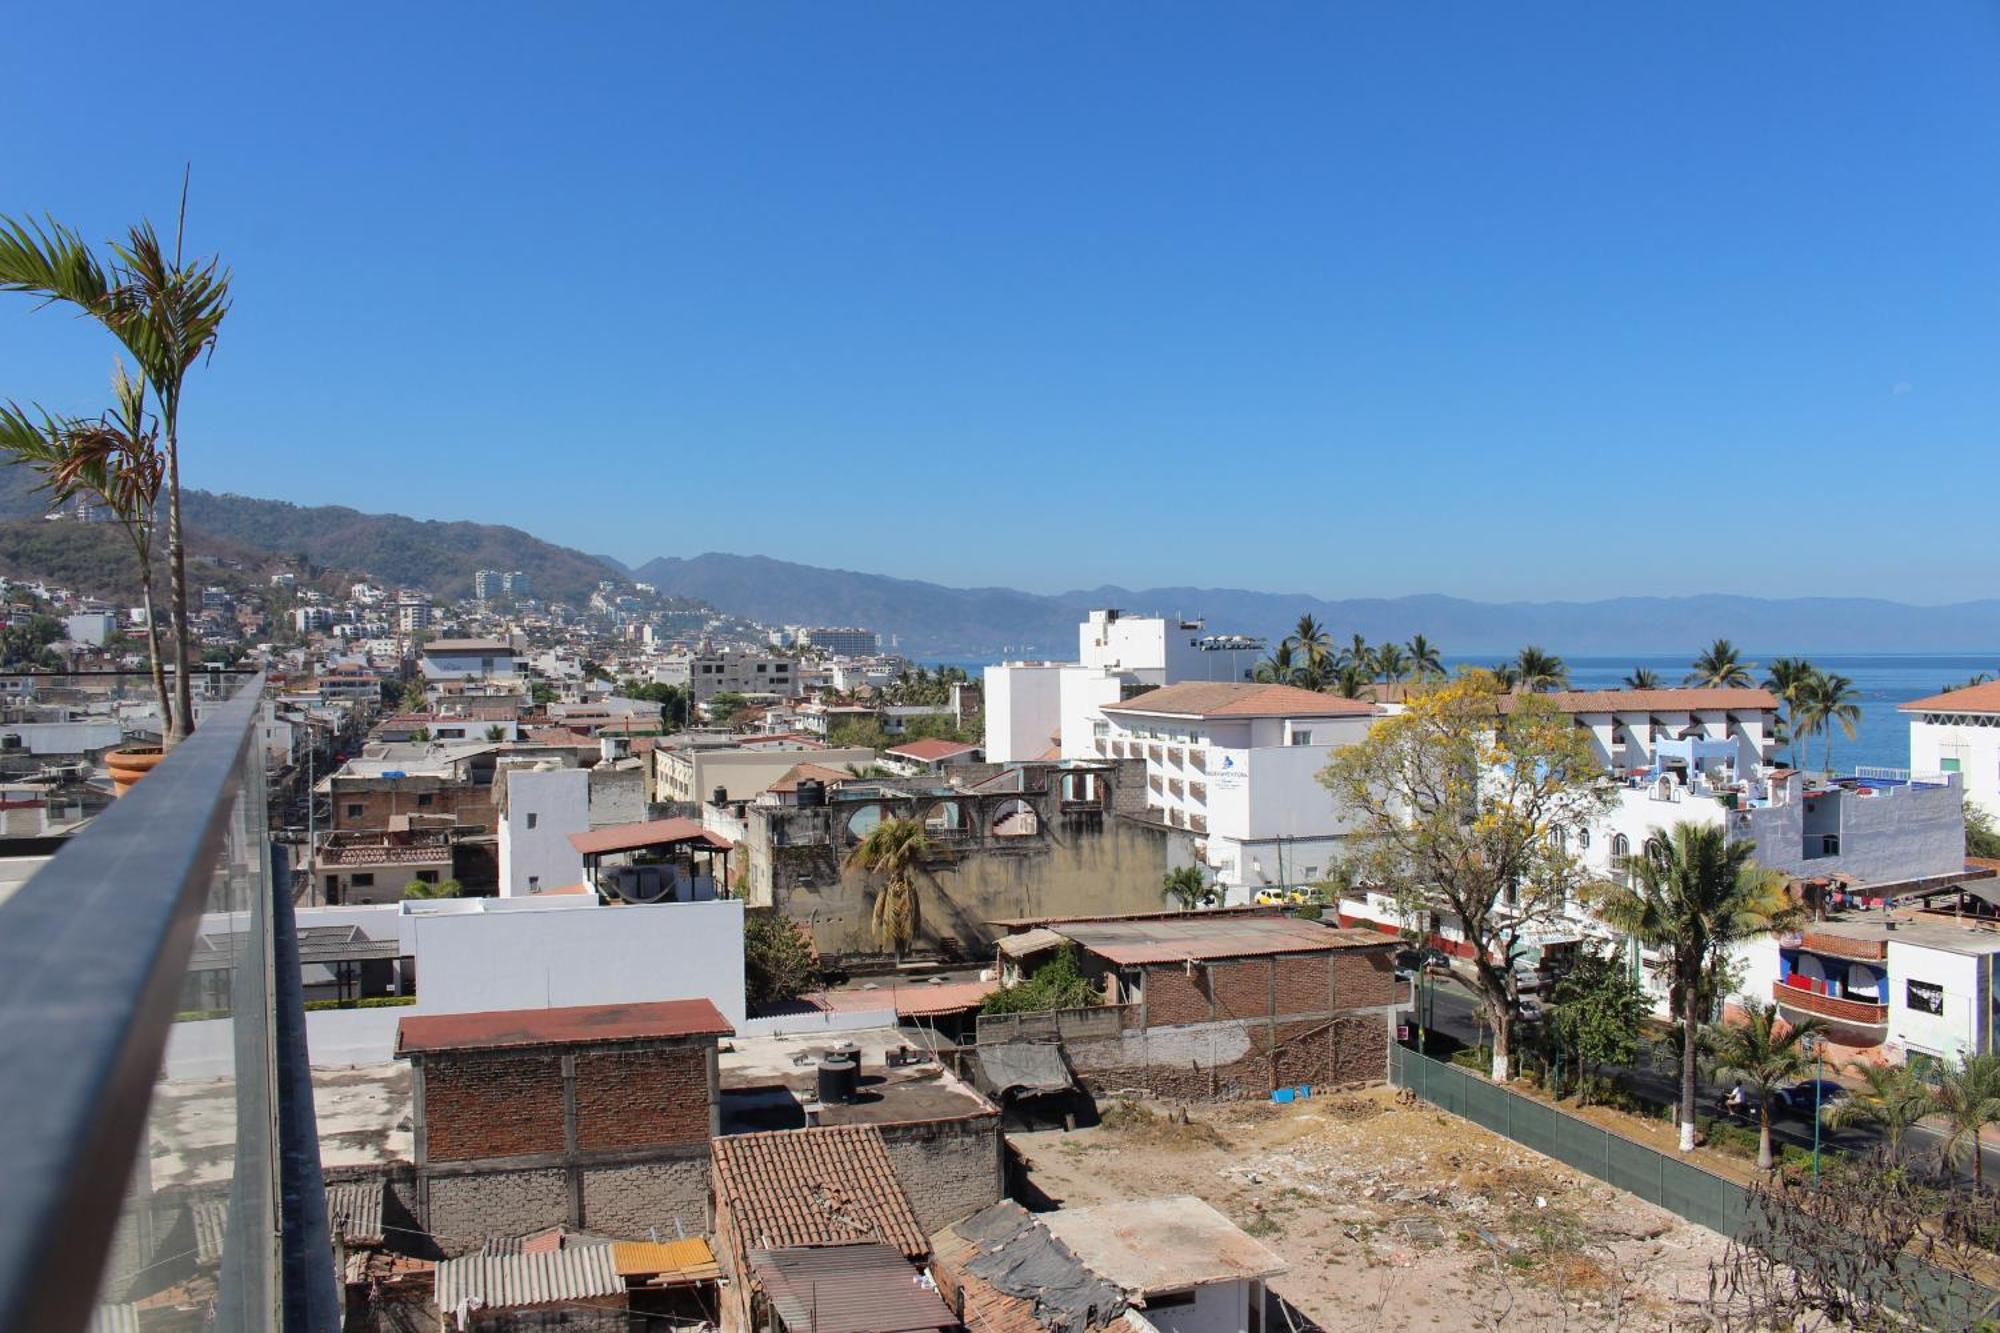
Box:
[6,5,1999,601]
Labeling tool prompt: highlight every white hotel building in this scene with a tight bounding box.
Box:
[983,609,1262,763]
[1097,681,1380,904]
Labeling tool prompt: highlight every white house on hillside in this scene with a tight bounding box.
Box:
[1903,679,2000,820]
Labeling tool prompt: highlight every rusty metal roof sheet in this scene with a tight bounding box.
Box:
[713,1124,928,1260]
[749,1243,958,1333]
[397,997,732,1056]
[433,1245,622,1313]
[568,817,732,856]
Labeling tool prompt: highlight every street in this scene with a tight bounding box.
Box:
[1407,977,2000,1184]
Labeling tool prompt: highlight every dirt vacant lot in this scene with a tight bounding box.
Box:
[1011,1088,1730,1332]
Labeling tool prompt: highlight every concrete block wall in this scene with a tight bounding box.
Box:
[576,1155,709,1240]
[878,1114,1005,1235]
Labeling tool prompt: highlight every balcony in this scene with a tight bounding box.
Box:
[1188,749,1206,772]
[1772,978,1889,1031]
[0,674,338,1331]
[1798,931,1886,962]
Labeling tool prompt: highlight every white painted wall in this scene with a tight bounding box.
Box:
[1059,667,1127,761]
[1887,941,1987,1062]
[399,897,747,1028]
[1910,715,2000,819]
[498,766,589,895]
[1131,1279,1255,1333]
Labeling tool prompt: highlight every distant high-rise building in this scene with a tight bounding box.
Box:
[503,570,532,598]
[799,626,878,657]
[473,569,504,601]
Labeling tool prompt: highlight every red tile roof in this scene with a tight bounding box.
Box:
[1902,680,2000,714]
[1104,682,1379,719]
[712,1125,929,1260]
[884,738,980,761]
[396,998,732,1056]
[568,818,734,856]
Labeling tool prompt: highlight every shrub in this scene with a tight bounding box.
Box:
[303,995,416,1012]
[981,944,1100,1014]
[1451,1044,1494,1074]
[744,911,818,1011]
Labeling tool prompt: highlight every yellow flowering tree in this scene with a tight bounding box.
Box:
[1320,672,1610,1081]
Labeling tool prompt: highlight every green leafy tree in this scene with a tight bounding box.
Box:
[1623,667,1661,690]
[981,943,1100,1014]
[1406,634,1445,680]
[1931,1051,2000,1190]
[0,201,232,743]
[1797,670,1861,774]
[896,714,978,745]
[1511,645,1569,692]
[1282,615,1335,690]
[399,680,428,713]
[828,718,889,751]
[743,911,819,1011]
[0,615,64,671]
[1320,673,1610,1081]
[1371,642,1412,683]
[0,362,172,729]
[1686,638,1756,688]
[403,877,461,900]
[1591,822,1801,1154]
[1711,1000,1828,1170]
[1330,661,1372,699]
[1967,805,2000,860]
[529,681,557,706]
[847,816,931,959]
[706,691,751,726]
[1821,1060,1935,1159]
[1761,657,1818,770]
[1161,864,1213,911]
[1544,945,1649,1104]
[1252,641,1299,686]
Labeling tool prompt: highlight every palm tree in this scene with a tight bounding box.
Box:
[1161,865,1212,911]
[1330,662,1372,699]
[1371,642,1412,684]
[1592,822,1802,1153]
[1931,1051,2000,1190]
[1798,671,1862,775]
[0,205,230,745]
[1762,657,1818,770]
[846,816,932,960]
[1407,634,1445,681]
[1489,663,1521,691]
[1623,668,1662,690]
[1283,615,1335,690]
[1512,645,1569,692]
[1822,1060,1935,1159]
[0,364,172,731]
[1339,633,1371,675]
[1711,1000,1828,1170]
[1253,642,1299,686]
[1686,638,1756,688]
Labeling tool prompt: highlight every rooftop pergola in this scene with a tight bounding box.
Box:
[567,818,736,903]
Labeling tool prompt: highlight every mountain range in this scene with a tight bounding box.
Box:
[0,470,1994,657]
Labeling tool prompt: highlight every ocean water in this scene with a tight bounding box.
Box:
[926,652,2000,774]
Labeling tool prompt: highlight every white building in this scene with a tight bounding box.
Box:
[797,626,878,656]
[983,609,1265,764]
[65,610,117,647]
[292,606,332,635]
[418,637,518,680]
[1100,681,1380,904]
[655,647,799,703]
[496,763,589,896]
[1903,680,2000,820]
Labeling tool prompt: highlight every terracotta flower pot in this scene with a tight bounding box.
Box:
[107,745,167,796]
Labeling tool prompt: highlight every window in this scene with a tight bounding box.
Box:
[351,873,375,888]
[345,803,364,819]
[1291,729,1314,746]
[416,793,435,808]
[526,812,538,830]
[528,875,540,892]
[415,870,437,884]
[1577,828,1591,851]
[1942,758,1962,773]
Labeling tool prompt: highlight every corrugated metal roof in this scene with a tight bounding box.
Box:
[750,1243,958,1333]
[86,1303,139,1333]
[568,817,732,856]
[190,1198,229,1266]
[434,1246,622,1313]
[612,1237,721,1282]
[326,1179,385,1246]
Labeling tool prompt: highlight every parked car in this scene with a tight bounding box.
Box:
[1777,1078,1848,1115]
[1516,996,1545,1023]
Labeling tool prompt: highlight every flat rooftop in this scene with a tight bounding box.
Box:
[1039,1195,1287,1297]
[1808,912,2000,958]
[398,998,733,1056]
[154,1062,410,1189]
[1032,912,1390,966]
[719,1025,994,1134]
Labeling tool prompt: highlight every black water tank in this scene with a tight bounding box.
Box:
[797,779,826,808]
[817,1054,858,1104]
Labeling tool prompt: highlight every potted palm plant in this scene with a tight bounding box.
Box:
[0,363,175,792]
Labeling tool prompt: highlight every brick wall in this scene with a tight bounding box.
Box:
[422,1051,566,1162]
[1275,954,1333,1014]
[574,1047,711,1151]
[1333,951,1394,1008]
[332,779,494,834]
[1144,965,1211,1025]
[879,1113,1004,1234]
[1208,960,1271,1021]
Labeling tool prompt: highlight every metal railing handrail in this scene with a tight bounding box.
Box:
[0,674,268,1333]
